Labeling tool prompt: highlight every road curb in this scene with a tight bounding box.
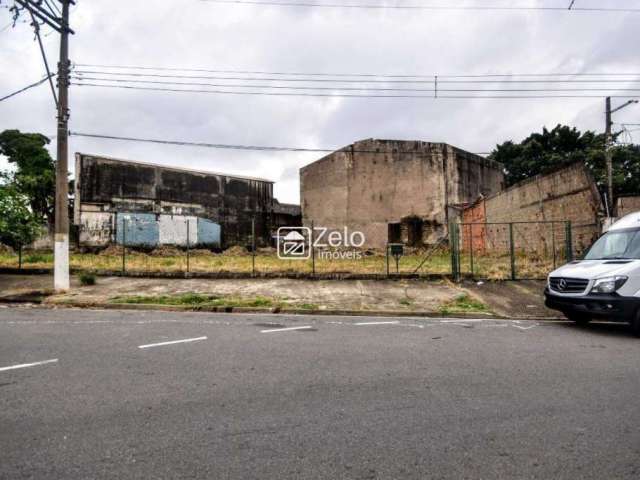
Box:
[37,299,564,321]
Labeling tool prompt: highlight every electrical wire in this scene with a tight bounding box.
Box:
[69,131,492,155]
[72,71,640,85]
[198,0,640,12]
[0,74,54,103]
[74,68,640,83]
[71,81,640,99]
[71,76,640,93]
[73,63,640,79]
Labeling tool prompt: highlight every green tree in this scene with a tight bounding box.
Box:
[489,124,640,200]
[0,129,55,225]
[0,185,42,263]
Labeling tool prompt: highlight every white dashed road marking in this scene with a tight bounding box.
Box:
[0,358,59,373]
[138,336,208,349]
[440,319,486,323]
[354,321,400,326]
[261,326,314,333]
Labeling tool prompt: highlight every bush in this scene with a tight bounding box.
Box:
[79,273,96,286]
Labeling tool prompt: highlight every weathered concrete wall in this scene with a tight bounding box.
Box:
[75,153,273,248]
[300,139,504,248]
[617,196,640,218]
[462,163,603,255]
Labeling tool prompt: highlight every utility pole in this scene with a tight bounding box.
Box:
[605,97,613,216]
[604,96,638,218]
[54,0,71,291]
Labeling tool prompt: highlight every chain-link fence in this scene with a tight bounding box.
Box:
[1,218,586,281]
[450,221,574,280]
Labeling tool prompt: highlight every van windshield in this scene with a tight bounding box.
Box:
[584,228,640,260]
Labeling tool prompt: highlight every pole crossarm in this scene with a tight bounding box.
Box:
[13,0,74,33]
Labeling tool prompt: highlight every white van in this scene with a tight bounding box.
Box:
[545,211,640,335]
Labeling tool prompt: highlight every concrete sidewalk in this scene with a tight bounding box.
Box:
[0,274,556,319]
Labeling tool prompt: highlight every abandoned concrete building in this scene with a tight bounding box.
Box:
[273,199,302,229]
[461,163,604,255]
[300,139,505,249]
[73,153,296,249]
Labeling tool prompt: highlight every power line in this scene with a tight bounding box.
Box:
[71,76,640,93]
[69,131,493,155]
[71,82,640,99]
[25,2,59,107]
[72,70,640,85]
[0,74,54,103]
[73,64,640,80]
[198,0,640,12]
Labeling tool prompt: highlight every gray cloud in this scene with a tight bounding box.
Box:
[1,0,638,202]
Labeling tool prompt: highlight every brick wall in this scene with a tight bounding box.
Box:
[617,196,640,218]
[462,163,603,255]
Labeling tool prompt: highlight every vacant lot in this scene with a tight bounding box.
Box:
[0,248,557,279]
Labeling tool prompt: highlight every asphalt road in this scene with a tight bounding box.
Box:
[1,307,639,479]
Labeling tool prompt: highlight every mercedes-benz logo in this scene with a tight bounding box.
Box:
[559,279,567,291]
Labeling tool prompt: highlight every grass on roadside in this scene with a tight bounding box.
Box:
[439,293,490,315]
[109,293,319,310]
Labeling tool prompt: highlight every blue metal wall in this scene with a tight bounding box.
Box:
[197,218,221,247]
[115,213,159,247]
[115,213,221,247]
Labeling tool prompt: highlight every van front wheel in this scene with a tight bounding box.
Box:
[631,310,640,337]
[565,312,591,326]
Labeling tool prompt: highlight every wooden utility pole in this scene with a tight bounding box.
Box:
[54,0,71,291]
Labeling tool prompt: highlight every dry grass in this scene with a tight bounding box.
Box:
[0,248,558,279]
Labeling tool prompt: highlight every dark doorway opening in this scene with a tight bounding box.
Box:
[406,217,424,246]
[388,223,401,244]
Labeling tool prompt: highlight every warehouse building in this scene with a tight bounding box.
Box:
[300,139,505,248]
[74,153,279,249]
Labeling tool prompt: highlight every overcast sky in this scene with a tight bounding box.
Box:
[1,0,639,203]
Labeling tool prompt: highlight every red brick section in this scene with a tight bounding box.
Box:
[461,163,604,256]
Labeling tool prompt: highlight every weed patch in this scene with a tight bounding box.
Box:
[439,293,490,315]
[110,293,277,309]
[79,273,96,286]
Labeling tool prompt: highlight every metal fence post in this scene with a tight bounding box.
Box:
[186,219,190,274]
[311,220,315,276]
[386,244,390,277]
[449,222,460,282]
[551,222,557,269]
[18,245,22,270]
[509,222,516,280]
[565,221,573,262]
[122,216,126,274]
[468,224,474,277]
[251,217,256,276]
